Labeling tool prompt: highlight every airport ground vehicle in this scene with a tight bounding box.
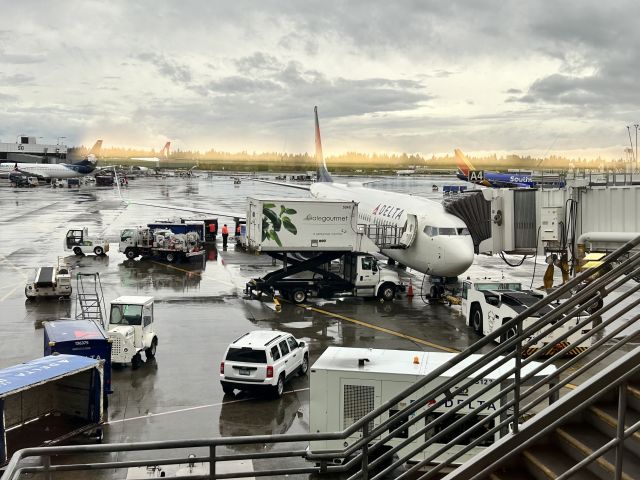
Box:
[24,259,72,299]
[0,355,105,465]
[65,227,110,256]
[107,296,158,368]
[461,278,592,356]
[245,197,403,302]
[44,319,113,396]
[119,225,204,263]
[247,252,404,303]
[309,347,556,466]
[220,330,309,398]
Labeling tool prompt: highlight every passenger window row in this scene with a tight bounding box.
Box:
[423,226,471,237]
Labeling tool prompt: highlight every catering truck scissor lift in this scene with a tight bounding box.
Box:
[244,197,407,303]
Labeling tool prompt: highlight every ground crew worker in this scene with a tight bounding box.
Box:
[235,224,241,236]
[222,224,229,249]
[209,222,216,241]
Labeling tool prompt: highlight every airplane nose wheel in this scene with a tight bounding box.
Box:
[428,284,445,302]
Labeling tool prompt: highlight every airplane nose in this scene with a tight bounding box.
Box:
[442,237,474,276]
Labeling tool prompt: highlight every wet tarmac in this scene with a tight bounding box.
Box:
[1,175,638,478]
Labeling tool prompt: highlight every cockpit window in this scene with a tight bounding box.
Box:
[424,226,437,237]
[439,227,457,235]
[457,228,471,235]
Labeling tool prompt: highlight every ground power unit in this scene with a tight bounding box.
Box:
[309,347,556,466]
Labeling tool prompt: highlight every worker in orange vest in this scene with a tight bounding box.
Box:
[221,224,229,249]
[208,222,216,241]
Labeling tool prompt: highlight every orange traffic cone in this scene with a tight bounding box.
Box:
[407,279,414,298]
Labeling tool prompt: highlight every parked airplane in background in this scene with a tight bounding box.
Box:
[0,140,102,179]
[130,142,171,166]
[123,109,475,295]
[455,149,536,188]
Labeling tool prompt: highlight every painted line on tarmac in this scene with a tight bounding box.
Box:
[0,286,18,302]
[106,388,310,425]
[150,260,236,288]
[303,305,460,353]
[0,254,28,280]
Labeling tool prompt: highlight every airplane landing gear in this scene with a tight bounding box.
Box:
[424,276,459,304]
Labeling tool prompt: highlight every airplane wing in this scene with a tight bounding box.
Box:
[254,179,311,191]
[123,199,245,219]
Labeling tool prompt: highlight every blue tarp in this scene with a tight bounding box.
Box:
[44,319,108,342]
[0,355,100,398]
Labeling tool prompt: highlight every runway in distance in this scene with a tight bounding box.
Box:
[455,148,536,188]
[124,108,476,283]
[0,140,102,179]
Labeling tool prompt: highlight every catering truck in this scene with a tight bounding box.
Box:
[245,198,404,302]
[0,355,104,465]
[247,197,372,252]
[309,347,557,466]
[461,278,593,356]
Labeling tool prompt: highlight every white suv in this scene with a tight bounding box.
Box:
[220,330,309,398]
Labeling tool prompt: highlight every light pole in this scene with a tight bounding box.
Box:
[635,125,639,172]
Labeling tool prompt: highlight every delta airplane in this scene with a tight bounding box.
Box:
[123,108,475,291]
[455,149,536,188]
[0,140,102,179]
[130,142,171,166]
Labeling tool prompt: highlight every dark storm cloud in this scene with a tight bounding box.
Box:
[193,53,431,120]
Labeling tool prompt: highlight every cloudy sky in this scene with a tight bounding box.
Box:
[1,1,638,158]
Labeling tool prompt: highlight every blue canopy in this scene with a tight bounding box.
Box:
[0,355,100,398]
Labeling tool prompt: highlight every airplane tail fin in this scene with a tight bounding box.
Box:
[454,149,474,177]
[89,140,103,155]
[315,106,333,183]
[161,142,171,158]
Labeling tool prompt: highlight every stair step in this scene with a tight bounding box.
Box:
[489,468,536,480]
[523,445,600,480]
[556,424,640,480]
[588,402,640,445]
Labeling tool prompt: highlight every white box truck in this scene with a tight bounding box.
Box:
[246,197,363,252]
[309,347,557,466]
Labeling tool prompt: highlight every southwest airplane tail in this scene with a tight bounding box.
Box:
[454,149,474,177]
[315,106,332,183]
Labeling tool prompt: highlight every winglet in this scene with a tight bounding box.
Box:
[315,106,333,183]
[454,149,474,177]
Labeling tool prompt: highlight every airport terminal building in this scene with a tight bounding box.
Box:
[0,136,68,163]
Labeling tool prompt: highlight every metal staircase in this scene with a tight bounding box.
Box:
[74,272,106,328]
[3,236,640,480]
